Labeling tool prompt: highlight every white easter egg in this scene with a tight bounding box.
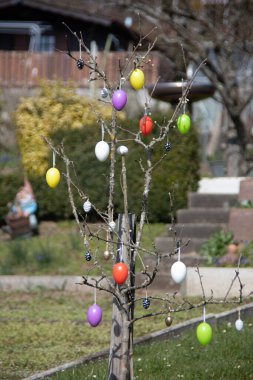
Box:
[235,319,243,331]
[117,145,128,156]
[95,141,110,162]
[83,200,92,213]
[109,221,116,231]
[171,261,187,284]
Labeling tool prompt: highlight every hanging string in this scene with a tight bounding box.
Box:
[116,242,123,262]
[203,306,206,322]
[238,308,241,319]
[182,78,187,114]
[94,286,97,305]
[145,287,148,299]
[101,123,104,141]
[166,130,169,144]
[53,151,56,168]
[120,242,123,261]
[177,242,181,262]
[84,235,88,247]
[79,39,82,60]
[119,76,125,90]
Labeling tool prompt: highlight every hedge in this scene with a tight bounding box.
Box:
[10,82,200,222]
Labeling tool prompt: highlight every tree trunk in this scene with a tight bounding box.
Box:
[225,116,248,176]
[226,142,245,176]
[108,214,136,380]
[225,113,249,176]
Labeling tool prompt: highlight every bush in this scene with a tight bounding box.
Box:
[0,171,24,224]
[14,82,200,222]
[200,230,234,265]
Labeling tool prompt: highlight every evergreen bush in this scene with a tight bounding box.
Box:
[14,82,200,222]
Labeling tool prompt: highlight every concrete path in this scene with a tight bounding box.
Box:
[1,267,253,297]
[0,275,93,292]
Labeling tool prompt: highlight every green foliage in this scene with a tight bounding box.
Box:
[200,230,234,265]
[238,200,253,208]
[0,171,24,223]
[15,81,115,176]
[14,82,200,222]
[113,115,200,222]
[240,241,253,266]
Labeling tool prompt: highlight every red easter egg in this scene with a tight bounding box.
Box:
[139,116,153,136]
[113,262,128,285]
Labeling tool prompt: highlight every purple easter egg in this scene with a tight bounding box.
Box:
[87,304,103,327]
[112,90,127,111]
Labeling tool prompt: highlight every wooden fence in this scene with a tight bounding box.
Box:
[0,51,160,88]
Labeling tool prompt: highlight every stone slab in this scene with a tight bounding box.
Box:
[188,192,238,208]
[198,177,245,194]
[228,208,253,241]
[181,267,253,298]
[0,276,106,292]
[239,178,253,201]
[177,208,229,223]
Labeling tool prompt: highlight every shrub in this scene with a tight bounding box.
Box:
[200,230,234,265]
[0,171,24,224]
[14,82,200,222]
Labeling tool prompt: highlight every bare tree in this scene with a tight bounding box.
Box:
[43,24,244,380]
[106,0,253,176]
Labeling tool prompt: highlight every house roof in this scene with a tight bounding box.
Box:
[0,0,116,26]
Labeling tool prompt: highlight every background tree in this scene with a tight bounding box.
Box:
[107,0,253,176]
[37,25,243,380]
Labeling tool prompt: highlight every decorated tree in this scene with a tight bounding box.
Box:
[38,25,243,380]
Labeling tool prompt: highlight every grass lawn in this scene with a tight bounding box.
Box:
[0,289,251,380]
[1,222,252,379]
[51,318,253,380]
[0,222,167,275]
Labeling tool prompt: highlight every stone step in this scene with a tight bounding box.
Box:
[136,271,180,292]
[138,252,204,292]
[144,252,204,268]
[155,236,207,254]
[167,223,226,238]
[188,192,238,208]
[177,208,229,224]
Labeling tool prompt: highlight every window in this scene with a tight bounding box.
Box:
[40,35,55,52]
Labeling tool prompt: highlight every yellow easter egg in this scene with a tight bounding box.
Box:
[130,69,145,90]
[46,167,61,188]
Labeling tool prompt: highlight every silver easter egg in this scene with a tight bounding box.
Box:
[103,250,111,260]
[83,200,92,213]
[109,221,116,231]
[117,145,129,156]
[100,87,109,99]
[165,315,173,327]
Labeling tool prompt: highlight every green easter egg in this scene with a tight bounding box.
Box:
[196,322,213,346]
[177,114,191,134]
